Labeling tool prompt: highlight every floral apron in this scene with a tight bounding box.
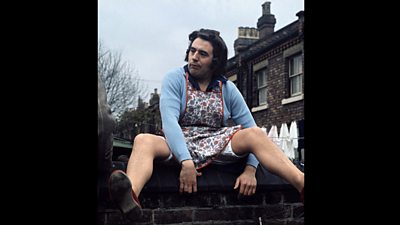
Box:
[179,72,241,169]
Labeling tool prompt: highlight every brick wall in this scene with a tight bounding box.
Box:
[249,39,304,128]
[98,162,304,225]
[99,190,304,225]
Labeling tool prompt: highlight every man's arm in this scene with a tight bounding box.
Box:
[234,165,257,196]
[227,81,259,169]
[160,69,192,163]
[160,69,199,193]
[224,81,259,195]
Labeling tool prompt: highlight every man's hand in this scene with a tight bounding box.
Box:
[234,165,257,196]
[179,160,202,194]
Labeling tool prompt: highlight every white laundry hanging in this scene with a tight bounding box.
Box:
[260,126,267,134]
[268,125,280,146]
[288,121,298,160]
[279,123,292,159]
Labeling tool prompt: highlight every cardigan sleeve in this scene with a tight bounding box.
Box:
[160,69,192,163]
[226,81,259,168]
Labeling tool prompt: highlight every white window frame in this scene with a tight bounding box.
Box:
[289,54,303,97]
[251,59,269,112]
[256,69,268,106]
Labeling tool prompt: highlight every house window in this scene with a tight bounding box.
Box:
[256,68,267,105]
[289,54,303,96]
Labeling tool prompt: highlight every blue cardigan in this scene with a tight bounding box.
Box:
[160,66,259,168]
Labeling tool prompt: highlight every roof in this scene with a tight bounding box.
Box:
[226,20,300,70]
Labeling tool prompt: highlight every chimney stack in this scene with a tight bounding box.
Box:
[257,1,276,39]
[233,27,259,55]
[296,10,304,36]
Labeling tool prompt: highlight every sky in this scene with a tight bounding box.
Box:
[98,0,304,102]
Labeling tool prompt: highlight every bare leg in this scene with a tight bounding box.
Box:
[231,127,304,192]
[126,133,171,196]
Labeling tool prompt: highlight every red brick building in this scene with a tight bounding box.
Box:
[226,2,305,162]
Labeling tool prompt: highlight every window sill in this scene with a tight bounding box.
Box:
[281,94,304,105]
[251,104,268,112]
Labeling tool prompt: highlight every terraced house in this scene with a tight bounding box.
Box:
[226,1,304,163]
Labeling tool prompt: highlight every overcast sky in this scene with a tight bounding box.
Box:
[98,0,304,102]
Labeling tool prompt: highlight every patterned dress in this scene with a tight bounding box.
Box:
[180,72,241,169]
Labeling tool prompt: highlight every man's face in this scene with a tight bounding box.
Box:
[188,38,214,80]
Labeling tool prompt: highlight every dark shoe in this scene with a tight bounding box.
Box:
[109,170,143,221]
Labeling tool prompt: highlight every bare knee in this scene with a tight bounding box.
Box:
[233,127,269,151]
[242,127,267,140]
[132,133,169,159]
[132,133,157,155]
[248,127,274,146]
[133,133,153,146]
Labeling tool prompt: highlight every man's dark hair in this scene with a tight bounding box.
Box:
[184,28,228,76]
